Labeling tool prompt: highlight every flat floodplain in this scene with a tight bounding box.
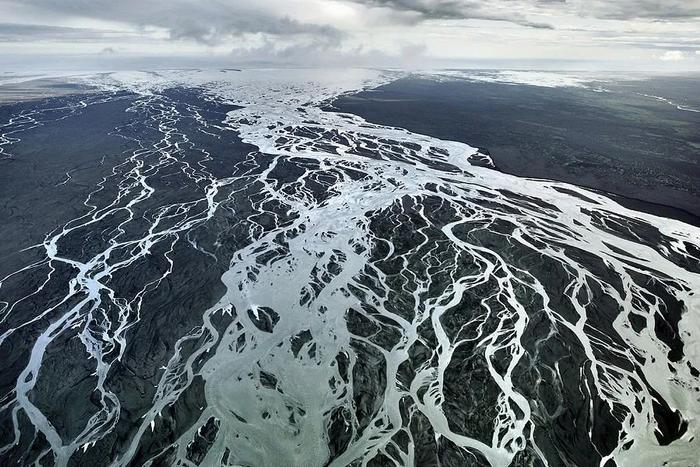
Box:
[334,74,700,224]
[0,69,699,467]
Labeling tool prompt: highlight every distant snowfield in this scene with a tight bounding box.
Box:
[424,69,602,88]
[0,68,607,90]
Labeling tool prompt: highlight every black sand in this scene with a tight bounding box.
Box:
[333,75,700,225]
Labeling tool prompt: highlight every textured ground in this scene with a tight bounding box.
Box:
[0,69,699,467]
[333,73,700,224]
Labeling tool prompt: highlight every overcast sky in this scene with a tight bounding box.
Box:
[1,0,699,70]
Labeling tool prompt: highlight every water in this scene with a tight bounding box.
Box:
[0,69,698,466]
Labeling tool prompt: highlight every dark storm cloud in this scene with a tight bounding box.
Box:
[0,0,344,45]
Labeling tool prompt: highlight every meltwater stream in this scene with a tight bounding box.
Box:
[0,69,698,467]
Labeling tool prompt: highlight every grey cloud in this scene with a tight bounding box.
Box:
[1,0,699,69]
[353,0,482,20]
[351,0,554,28]
[227,38,430,68]
[0,0,344,45]
[0,23,119,42]
[583,0,700,20]
[351,0,700,25]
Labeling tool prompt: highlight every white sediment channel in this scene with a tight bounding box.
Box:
[0,69,698,467]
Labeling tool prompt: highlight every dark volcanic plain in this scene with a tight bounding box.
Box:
[333,75,700,224]
[1,72,699,467]
[0,88,256,465]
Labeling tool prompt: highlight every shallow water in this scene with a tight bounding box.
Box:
[0,69,698,466]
